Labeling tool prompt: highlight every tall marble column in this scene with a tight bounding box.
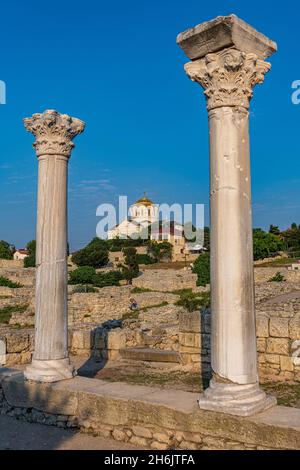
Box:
[177,15,277,415]
[24,110,85,383]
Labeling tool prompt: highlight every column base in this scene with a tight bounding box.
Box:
[198,377,276,417]
[24,358,76,383]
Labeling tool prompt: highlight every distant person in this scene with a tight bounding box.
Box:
[129,298,138,310]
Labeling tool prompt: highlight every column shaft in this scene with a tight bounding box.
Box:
[34,154,68,361]
[209,106,257,385]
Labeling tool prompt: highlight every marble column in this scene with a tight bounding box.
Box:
[24,110,85,383]
[177,15,277,415]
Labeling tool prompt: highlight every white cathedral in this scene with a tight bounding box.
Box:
[107,195,159,240]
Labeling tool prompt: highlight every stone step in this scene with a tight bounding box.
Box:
[120,347,180,363]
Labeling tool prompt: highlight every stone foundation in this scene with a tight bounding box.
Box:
[0,371,299,450]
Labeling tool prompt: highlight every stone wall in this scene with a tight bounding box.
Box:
[132,269,198,292]
[177,302,300,382]
[254,267,300,284]
[68,287,179,326]
[0,260,24,269]
[0,267,35,287]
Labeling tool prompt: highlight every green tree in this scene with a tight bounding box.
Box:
[204,226,210,251]
[282,225,300,254]
[121,247,139,284]
[148,241,172,262]
[0,240,14,260]
[24,240,36,268]
[193,252,210,287]
[72,238,109,268]
[253,229,284,260]
[269,225,280,236]
[68,266,96,285]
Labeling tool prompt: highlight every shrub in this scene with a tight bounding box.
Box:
[72,238,109,268]
[268,271,285,282]
[0,276,24,288]
[176,291,210,313]
[69,266,96,285]
[193,253,210,287]
[72,285,97,293]
[0,304,28,324]
[136,254,156,265]
[92,271,123,288]
[121,247,139,284]
[0,240,14,260]
[69,267,123,288]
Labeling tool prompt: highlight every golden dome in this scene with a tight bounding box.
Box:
[134,194,154,207]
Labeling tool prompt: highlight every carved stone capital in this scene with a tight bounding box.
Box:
[24,109,85,157]
[184,48,271,110]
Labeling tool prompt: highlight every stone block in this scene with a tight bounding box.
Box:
[179,311,201,333]
[256,315,269,338]
[0,339,5,365]
[280,356,294,372]
[177,15,277,61]
[5,332,29,353]
[265,354,280,365]
[289,318,300,340]
[257,338,266,353]
[107,329,126,350]
[270,318,289,338]
[132,425,152,439]
[71,330,92,350]
[266,338,290,355]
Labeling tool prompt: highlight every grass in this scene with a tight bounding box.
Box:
[97,366,209,392]
[0,276,24,288]
[0,304,29,324]
[121,301,169,320]
[130,287,154,294]
[257,258,299,267]
[262,382,300,408]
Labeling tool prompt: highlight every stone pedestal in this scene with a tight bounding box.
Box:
[177,15,277,416]
[23,110,85,383]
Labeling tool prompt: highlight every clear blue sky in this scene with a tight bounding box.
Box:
[0,0,299,250]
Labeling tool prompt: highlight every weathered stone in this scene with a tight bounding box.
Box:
[266,338,290,355]
[177,14,277,61]
[289,318,300,340]
[132,425,153,439]
[257,338,266,353]
[270,318,289,338]
[265,354,280,365]
[112,429,127,441]
[256,316,269,338]
[280,356,294,372]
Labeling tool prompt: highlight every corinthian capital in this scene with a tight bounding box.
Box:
[24,109,85,157]
[185,48,271,110]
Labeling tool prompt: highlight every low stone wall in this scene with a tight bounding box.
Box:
[132,269,197,292]
[177,303,300,382]
[68,287,179,326]
[0,260,24,269]
[0,267,35,287]
[1,372,300,450]
[0,328,34,366]
[254,267,300,283]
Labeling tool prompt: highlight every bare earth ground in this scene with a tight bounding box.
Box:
[74,357,300,409]
[0,415,140,450]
